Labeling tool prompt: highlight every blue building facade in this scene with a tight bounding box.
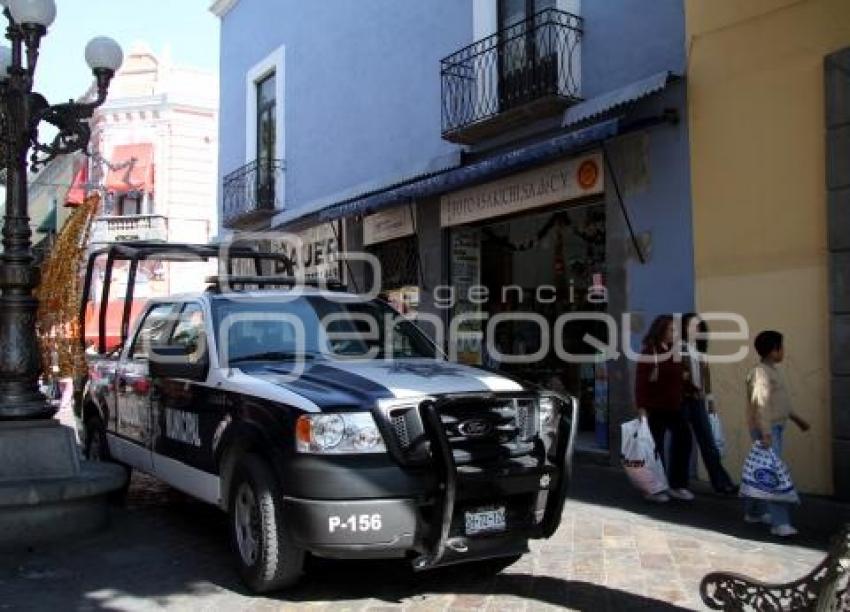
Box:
[212,0,694,454]
[215,0,467,217]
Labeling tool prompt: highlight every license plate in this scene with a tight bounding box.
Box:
[464,506,506,536]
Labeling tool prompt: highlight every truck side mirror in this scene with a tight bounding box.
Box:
[149,344,209,381]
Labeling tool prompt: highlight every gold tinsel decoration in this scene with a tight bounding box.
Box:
[35,194,100,379]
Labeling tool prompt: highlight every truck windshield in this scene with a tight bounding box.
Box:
[212,296,437,362]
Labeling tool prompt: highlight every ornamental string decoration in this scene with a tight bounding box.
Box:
[35,193,100,379]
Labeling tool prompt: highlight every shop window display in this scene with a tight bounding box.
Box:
[451,202,609,449]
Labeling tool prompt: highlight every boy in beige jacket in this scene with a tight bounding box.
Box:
[744,330,810,537]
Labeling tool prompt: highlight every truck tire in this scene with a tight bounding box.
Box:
[83,415,131,504]
[83,415,108,462]
[229,454,304,593]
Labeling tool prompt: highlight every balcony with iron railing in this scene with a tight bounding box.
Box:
[441,8,582,144]
[222,158,284,228]
[90,214,168,244]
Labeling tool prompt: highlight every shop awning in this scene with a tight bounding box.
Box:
[105,143,155,194]
[562,71,678,128]
[36,204,57,234]
[65,160,88,207]
[309,118,620,224]
[272,152,462,229]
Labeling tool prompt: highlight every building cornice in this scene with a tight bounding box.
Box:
[209,0,239,18]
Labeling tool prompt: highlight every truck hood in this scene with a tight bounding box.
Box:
[243,358,527,410]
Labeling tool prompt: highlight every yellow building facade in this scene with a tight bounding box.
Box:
[686,0,850,495]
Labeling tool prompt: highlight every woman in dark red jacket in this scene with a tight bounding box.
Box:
[635,315,693,503]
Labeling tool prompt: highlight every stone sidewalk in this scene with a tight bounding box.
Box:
[0,465,842,611]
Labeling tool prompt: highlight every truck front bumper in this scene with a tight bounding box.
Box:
[281,396,578,568]
[281,494,539,563]
[282,496,419,559]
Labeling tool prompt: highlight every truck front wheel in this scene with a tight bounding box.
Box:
[229,454,304,593]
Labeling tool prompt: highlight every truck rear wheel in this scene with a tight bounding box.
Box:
[229,454,304,593]
[83,415,131,504]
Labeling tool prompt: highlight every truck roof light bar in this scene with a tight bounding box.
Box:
[204,275,348,292]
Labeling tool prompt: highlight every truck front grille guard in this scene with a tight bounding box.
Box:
[386,395,538,467]
[541,395,578,538]
[411,394,578,570]
[413,399,459,570]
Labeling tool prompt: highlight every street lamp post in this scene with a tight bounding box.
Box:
[0,0,122,420]
[0,0,127,549]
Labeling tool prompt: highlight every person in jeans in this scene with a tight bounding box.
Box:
[745,330,810,537]
[636,315,693,503]
[681,313,737,495]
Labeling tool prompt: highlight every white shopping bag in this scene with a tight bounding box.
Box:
[621,417,669,496]
[709,411,726,457]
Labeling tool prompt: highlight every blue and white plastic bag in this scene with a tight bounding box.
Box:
[740,442,799,504]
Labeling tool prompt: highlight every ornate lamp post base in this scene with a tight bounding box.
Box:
[0,420,127,548]
[0,0,128,547]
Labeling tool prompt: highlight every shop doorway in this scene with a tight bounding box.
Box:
[451,200,609,450]
[367,235,421,316]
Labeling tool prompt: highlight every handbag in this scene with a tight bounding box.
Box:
[740,442,799,504]
[708,411,726,457]
[621,417,669,496]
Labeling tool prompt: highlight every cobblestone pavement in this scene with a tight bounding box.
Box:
[0,467,838,611]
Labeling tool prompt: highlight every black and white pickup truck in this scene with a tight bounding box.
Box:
[79,247,577,593]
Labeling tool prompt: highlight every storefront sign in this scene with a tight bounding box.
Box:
[440,152,604,227]
[363,205,416,246]
[269,222,342,281]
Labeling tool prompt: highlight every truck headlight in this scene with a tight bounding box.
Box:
[295,413,387,454]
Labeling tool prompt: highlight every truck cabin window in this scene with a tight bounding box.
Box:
[130,303,177,360]
[169,303,208,361]
[212,296,436,363]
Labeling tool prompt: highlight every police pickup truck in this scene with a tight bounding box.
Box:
[79,249,577,593]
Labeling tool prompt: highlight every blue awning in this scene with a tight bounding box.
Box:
[273,151,462,228]
[563,71,678,128]
[306,118,620,224]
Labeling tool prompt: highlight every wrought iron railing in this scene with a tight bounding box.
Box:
[90,214,168,244]
[441,8,582,137]
[221,158,284,227]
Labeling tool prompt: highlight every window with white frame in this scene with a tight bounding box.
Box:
[256,72,277,207]
[245,46,285,209]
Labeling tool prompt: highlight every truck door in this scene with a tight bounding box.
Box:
[114,302,177,470]
[150,302,221,505]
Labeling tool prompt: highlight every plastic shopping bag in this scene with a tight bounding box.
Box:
[708,411,726,457]
[621,417,668,496]
[740,442,800,504]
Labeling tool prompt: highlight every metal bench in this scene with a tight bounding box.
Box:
[700,525,850,611]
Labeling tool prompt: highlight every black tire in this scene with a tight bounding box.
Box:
[229,454,304,593]
[83,415,108,462]
[83,415,131,504]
